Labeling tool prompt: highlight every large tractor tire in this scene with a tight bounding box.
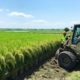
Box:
[58,51,77,70]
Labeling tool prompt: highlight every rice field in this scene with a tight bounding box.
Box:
[0,31,63,79]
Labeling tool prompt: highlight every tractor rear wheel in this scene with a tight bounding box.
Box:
[58,51,77,70]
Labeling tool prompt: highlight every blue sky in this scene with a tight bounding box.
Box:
[0,0,80,29]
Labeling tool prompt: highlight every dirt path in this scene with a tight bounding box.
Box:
[24,58,68,80]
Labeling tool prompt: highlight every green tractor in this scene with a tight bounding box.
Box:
[55,24,80,70]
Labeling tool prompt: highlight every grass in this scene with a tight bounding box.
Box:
[66,71,80,80]
[0,31,63,79]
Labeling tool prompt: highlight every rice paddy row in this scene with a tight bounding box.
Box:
[0,32,63,79]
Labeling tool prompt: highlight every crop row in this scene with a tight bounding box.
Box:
[0,41,61,80]
[0,32,63,79]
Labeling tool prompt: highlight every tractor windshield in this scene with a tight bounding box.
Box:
[72,27,80,44]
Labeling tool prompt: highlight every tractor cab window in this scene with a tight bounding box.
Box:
[73,27,80,44]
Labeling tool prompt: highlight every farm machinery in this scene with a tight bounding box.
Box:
[55,24,80,70]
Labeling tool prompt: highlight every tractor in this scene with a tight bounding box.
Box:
[55,24,80,70]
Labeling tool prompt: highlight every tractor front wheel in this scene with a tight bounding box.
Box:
[58,51,77,70]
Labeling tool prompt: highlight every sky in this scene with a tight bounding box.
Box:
[0,0,80,29]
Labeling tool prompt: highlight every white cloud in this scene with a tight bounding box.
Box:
[69,21,80,25]
[0,21,3,23]
[8,11,34,18]
[61,21,80,29]
[22,20,67,29]
[0,9,3,12]
[0,20,65,29]
[0,19,76,29]
[32,19,47,23]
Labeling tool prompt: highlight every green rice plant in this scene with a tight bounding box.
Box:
[21,47,34,68]
[5,52,16,71]
[12,50,24,69]
[0,54,6,73]
[0,32,63,79]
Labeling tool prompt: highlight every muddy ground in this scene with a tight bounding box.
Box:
[23,57,68,80]
[15,56,80,80]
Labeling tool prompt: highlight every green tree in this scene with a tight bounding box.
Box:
[64,27,69,32]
